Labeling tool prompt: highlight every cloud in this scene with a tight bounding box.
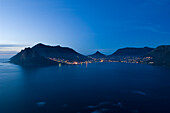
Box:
[119,20,170,35]
[111,18,170,36]
[0,44,27,58]
[0,51,17,58]
[110,19,170,35]
[0,51,17,53]
[0,44,27,47]
[135,25,170,34]
[147,0,170,5]
[0,51,17,55]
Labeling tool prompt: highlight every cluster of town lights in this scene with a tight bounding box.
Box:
[49,56,154,65]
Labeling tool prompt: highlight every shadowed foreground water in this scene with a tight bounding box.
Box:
[0,59,170,113]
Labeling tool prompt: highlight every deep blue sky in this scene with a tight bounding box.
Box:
[0,0,170,58]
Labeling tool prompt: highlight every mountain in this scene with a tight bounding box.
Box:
[10,43,91,66]
[10,43,170,67]
[109,47,154,57]
[32,43,91,62]
[10,48,58,66]
[88,51,106,59]
[146,45,170,66]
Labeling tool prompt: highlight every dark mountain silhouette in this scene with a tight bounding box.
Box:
[10,48,58,66]
[88,51,106,59]
[10,43,170,67]
[146,45,170,66]
[32,43,91,62]
[10,43,91,66]
[109,47,154,57]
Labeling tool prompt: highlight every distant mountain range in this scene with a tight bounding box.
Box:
[88,51,106,59]
[10,43,170,67]
[109,47,154,57]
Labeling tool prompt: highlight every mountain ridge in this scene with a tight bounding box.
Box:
[109,47,154,57]
[32,43,90,62]
[10,47,58,66]
[88,51,106,59]
[10,43,91,66]
[9,43,170,67]
[146,45,170,66]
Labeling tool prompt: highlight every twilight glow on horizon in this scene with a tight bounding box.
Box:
[0,0,170,58]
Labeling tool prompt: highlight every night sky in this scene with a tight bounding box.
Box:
[0,0,170,58]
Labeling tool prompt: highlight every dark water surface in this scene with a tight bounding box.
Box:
[0,59,170,113]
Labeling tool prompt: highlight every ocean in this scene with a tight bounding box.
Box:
[0,59,170,113]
